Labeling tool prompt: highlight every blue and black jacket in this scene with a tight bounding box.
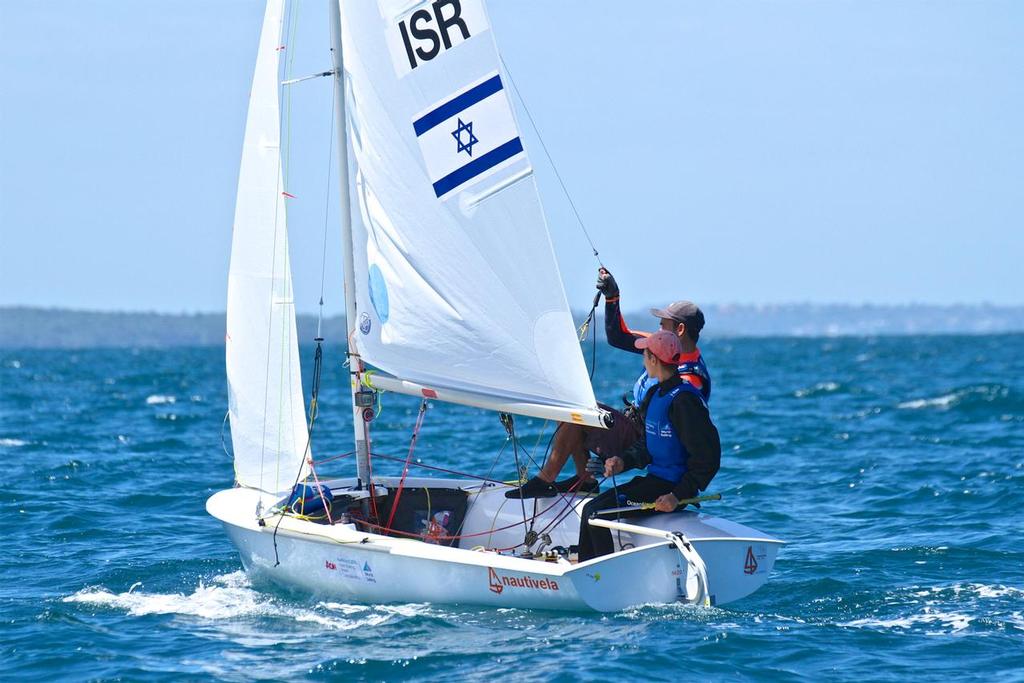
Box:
[622,375,721,502]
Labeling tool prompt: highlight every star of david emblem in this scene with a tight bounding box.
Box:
[451,118,478,156]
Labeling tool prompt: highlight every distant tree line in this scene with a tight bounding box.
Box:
[1,304,1022,348]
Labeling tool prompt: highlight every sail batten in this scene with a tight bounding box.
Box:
[226,0,309,495]
[339,0,599,416]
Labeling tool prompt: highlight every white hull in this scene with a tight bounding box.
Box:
[207,479,782,612]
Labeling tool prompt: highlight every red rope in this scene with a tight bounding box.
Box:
[306,456,334,524]
[385,400,428,530]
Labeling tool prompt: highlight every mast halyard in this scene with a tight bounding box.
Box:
[328,0,371,489]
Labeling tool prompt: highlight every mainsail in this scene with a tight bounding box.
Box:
[225,0,309,494]
[338,0,600,419]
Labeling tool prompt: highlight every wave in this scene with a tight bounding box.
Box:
[63,571,434,630]
[841,609,973,633]
[897,384,1015,411]
[836,581,1023,635]
[794,381,842,398]
[898,394,959,410]
[145,394,177,405]
[0,438,28,447]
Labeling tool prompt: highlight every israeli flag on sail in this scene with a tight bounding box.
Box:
[413,72,525,199]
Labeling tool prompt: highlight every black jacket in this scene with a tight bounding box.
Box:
[622,375,721,501]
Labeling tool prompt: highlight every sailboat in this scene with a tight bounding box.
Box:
[207,0,783,612]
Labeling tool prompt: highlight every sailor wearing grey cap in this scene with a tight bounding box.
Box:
[505,267,713,500]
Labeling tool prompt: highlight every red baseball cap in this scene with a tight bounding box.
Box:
[634,330,683,365]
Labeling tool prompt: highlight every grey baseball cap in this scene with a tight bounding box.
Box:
[650,300,705,332]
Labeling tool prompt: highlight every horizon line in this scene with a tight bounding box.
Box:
[4,301,1024,317]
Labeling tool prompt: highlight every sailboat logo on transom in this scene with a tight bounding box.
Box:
[412,71,527,199]
[744,545,767,575]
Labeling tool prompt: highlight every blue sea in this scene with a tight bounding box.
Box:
[2,334,1023,681]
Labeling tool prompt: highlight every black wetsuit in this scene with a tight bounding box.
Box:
[604,296,644,354]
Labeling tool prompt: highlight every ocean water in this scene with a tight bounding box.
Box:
[2,335,1022,681]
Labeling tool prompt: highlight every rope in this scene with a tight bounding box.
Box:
[385,399,429,530]
[307,457,334,524]
[499,56,603,266]
[221,410,232,460]
[577,292,601,380]
[501,413,531,539]
[314,57,337,340]
[356,490,580,543]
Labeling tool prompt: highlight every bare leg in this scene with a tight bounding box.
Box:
[570,449,595,482]
[538,423,586,482]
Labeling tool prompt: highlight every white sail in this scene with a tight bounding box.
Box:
[338,0,599,415]
[225,0,309,494]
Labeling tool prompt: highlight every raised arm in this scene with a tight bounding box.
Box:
[597,268,646,354]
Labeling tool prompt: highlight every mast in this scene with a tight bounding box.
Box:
[328,0,371,488]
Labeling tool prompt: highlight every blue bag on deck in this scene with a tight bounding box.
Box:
[280,483,333,520]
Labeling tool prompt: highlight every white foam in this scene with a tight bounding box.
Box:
[794,382,840,398]
[64,572,267,620]
[898,393,958,410]
[63,572,435,630]
[0,438,27,447]
[957,583,1024,599]
[145,394,177,405]
[842,609,973,633]
[908,582,1023,600]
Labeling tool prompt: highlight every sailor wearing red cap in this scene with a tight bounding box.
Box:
[576,330,721,561]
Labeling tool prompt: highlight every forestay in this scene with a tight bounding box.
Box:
[338,0,599,416]
[225,0,309,494]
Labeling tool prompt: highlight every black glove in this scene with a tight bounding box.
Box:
[595,267,619,299]
[620,441,651,471]
[622,403,641,427]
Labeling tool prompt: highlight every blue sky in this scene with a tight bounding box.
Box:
[1,0,1021,314]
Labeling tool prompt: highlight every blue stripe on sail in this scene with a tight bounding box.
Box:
[413,75,504,137]
[432,137,524,197]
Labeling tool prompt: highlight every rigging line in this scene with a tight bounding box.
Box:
[611,470,624,549]
[511,422,539,538]
[505,421,585,540]
[220,410,232,460]
[385,399,429,531]
[516,424,575,511]
[499,56,603,266]
[450,439,510,541]
[577,292,601,380]
[368,451,509,486]
[272,332,325,566]
[316,65,338,338]
[530,475,590,540]
[502,414,531,538]
[358,490,578,543]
